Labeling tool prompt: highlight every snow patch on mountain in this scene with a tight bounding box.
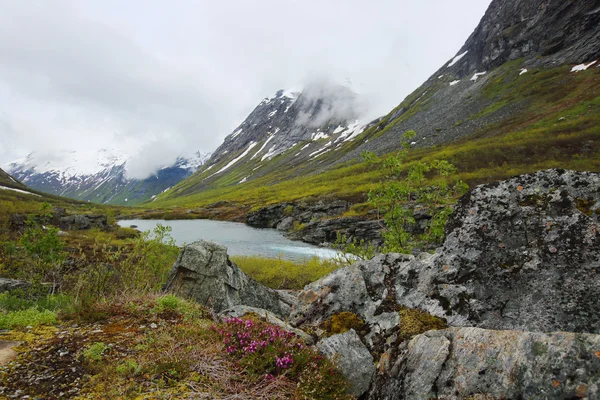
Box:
[447,51,468,67]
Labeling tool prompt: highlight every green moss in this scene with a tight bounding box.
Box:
[576,198,595,216]
[283,205,294,216]
[533,341,548,356]
[321,312,366,336]
[399,307,447,339]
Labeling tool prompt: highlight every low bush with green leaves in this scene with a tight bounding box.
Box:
[362,130,469,253]
[83,342,107,362]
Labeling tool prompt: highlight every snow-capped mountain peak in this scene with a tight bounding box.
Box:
[6,149,210,205]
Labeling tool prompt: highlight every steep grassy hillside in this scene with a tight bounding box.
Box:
[150,63,599,216]
[0,168,25,189]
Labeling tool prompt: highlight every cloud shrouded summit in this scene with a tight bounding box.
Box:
[0,0,491,178]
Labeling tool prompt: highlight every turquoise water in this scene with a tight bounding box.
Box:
[118,219,341,262]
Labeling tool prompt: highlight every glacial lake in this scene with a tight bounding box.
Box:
[117,219,341,262]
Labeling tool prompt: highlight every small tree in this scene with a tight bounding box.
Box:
[364,131,468,254]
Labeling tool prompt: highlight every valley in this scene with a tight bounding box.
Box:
[0,0,599,398]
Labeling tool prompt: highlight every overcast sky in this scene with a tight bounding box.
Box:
[0,0,491,178]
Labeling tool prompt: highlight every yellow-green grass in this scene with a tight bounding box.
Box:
[232,255,343,290]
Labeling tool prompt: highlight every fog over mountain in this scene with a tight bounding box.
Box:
[0,0,491,178]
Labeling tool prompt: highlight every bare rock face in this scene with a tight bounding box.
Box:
[163,241,293,317]
[316,329,376,398]
[370,327,600,400]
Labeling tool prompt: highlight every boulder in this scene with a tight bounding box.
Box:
[369,327,600,400]
[163,241,292,317]
[59,214,109,231]
[276,216,294,231]
[316,329,376,397]
[292,170,600,337]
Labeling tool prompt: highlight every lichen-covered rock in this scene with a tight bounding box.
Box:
[292,170,600,337]
[316,329,376,397]
[432,168,600,333]
[369,327,600,400]
[163,241,291,317]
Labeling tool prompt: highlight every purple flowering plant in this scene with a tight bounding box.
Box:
[212,316,352,399]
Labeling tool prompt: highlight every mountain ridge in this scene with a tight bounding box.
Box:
[7,150,211,205]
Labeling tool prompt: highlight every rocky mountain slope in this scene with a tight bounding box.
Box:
[160,84,369,199]
[155,0,600,210]
[7,150,210,206]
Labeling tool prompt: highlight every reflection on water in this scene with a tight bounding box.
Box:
[118,219,341,262]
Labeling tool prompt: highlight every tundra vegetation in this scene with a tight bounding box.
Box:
[0,200,352,398]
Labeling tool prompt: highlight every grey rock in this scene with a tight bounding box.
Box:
[286,217,383,247]
[220,305,313,344]
[317,329,376,397]
[163,241,289,317]
[0,278,29,293]
[370,327,600,400]
[59,215,109,231]
[276,216,294,231]
[292,170,600,341]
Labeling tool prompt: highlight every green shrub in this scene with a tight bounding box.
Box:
[116,359,141,377]
[0,308,57,329]
[0,292,71,312]
[156,294,180,310]
[83,342,107,362]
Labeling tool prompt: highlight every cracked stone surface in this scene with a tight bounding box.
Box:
[163,240,291,317]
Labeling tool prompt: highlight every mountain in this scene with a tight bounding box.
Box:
[161,83,369,198]
[7,150,211,206]
[0,168,25,189]
[154,0,599,210]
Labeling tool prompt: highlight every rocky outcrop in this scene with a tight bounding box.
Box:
[370,327,600,400]
[163,241,294,317]
[286,217,383,246]
[173,170,600,398]
[454,0,600,75]
[59,215,109,231]
[292,170,600,337]
[246,200,351,229]
[246,199,385,246]
[316,329,376,397]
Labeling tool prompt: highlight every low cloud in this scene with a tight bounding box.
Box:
[294,77,369,128]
